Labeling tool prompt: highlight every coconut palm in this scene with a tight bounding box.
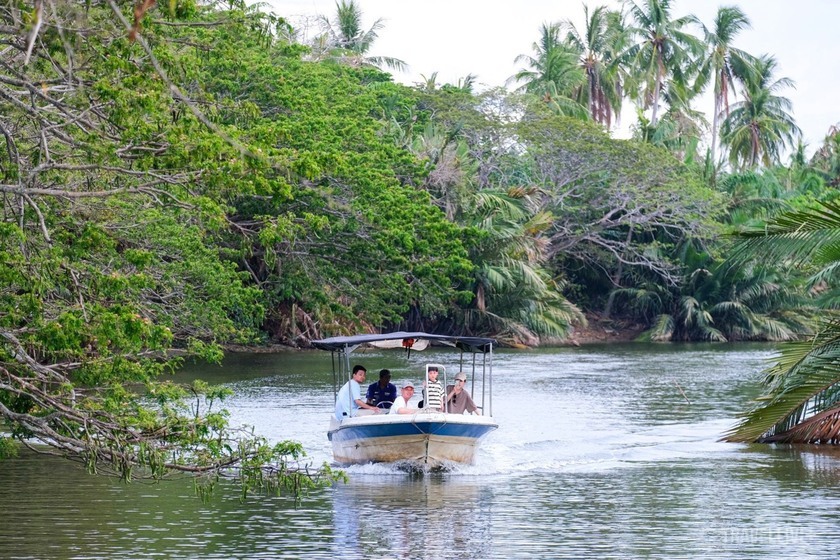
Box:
[694,6,754,167]
[509,23,588,118]
[726,200,840,443]
[717,170,792,228]
[636,76,707,160]
[560,5,627,127]
[720,54,800,170]
[622,0,703,127]
[316,0,406,71]
[809,125,840,187]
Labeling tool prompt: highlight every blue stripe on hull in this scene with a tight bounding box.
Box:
[329,421,496,443]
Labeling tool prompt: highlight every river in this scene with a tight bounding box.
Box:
[2,343,840,559]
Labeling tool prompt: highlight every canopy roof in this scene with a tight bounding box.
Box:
[311,331,496,354]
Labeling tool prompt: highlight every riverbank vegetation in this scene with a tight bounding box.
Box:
[2,0,839,484]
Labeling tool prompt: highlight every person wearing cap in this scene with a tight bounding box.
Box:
[390,380,419,414]
[445,371,480,415]
[365,368,397,409]
[421,366,444,411]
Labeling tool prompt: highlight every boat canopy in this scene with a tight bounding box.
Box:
[311,331,496,354]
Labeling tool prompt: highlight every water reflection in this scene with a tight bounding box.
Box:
[332,475,493,559]
[743,443,840,486]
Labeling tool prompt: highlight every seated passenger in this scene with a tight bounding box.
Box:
[390,381,419,414]
[335,365,382,420]
[445,371,480,415]
[366,368,397,409]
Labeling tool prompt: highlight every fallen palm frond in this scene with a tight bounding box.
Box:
[760,405,840,444]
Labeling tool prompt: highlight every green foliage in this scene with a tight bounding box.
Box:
[726,199,840,442]
[622,0,704,127]
[0,0,346,496]
[457,188,585,343]
[622,255,808,343]
[0,437,19,460]
[173,22,477,339]
[312,0,407,71]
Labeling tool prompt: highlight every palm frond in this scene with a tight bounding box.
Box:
[641,313,675,342]
[731,200,840,267]
[761,405,840,444]
[725,354,840,442]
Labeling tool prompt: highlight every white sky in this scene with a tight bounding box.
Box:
[274,0,839,156]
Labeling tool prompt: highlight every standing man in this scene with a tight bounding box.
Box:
[366,369,397,409]
[445,371,480,414]
[335,365,382,420]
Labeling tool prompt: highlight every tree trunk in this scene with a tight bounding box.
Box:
[711,96,720,166]
[603,228,634,319]
[650,75,662,127]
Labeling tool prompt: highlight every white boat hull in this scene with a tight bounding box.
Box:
[328,412,498,467]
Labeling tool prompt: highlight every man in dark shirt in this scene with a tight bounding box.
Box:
[366,369,397,409]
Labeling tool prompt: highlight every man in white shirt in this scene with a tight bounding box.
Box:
[390,380,419,414]
[334,365,382,420]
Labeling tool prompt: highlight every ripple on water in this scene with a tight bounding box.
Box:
[5,344,840,559]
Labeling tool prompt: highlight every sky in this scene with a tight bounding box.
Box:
[275,0,839,156]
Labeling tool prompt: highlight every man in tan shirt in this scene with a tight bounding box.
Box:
[445,371,480,414]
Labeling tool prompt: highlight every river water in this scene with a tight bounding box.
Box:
[3,343,840,559]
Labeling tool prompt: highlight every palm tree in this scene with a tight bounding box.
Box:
[809,125,840,187]
[622,0,703,127]
[461,188,584,345]
[720,55,800,170]
[509,23,588,118]
[560,5,627,127]
[636,77,707,160]
[694,6,754,167]
[726,200,840,443]
[617,243,804,343]
[316,0,406,71]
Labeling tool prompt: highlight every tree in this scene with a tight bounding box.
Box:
[634,77,708,161]
[513,105,721,289]
[315,0,406,71]
[0,0,349,493]
[397,89,585,344]
[509,23,588,119]
[451,93,722,322]
[720,55,801,170]
[809,125,840,188]
[456,188,585,345]
[624,252,806,342]
[560,5,627,127]
[694,6,754,167]
[622,0,703,127]
[726,201,840,443]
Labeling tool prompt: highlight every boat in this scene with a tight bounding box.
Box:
[311,331,499,468]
